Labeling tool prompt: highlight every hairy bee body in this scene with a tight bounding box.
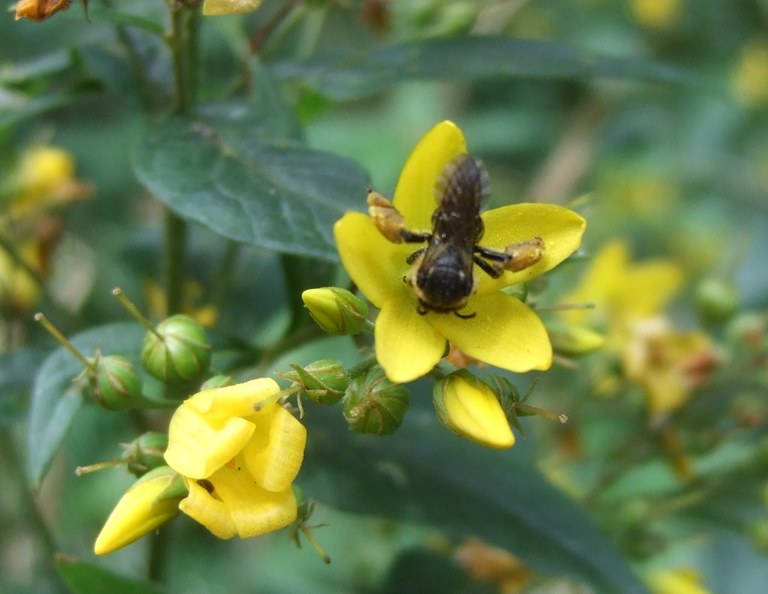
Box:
[367,152,544,318]
[407,154,488,314]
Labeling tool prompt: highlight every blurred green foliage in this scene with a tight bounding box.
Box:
[2,1,768,594]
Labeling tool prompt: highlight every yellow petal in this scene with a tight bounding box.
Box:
[164,403,255,479]
[94,467,182,555]
[334,212,411,308]
[393,121,467,228]
[179,478,237,539]
[207,465,297,537]
[477,203,587,294]
[610,261,684,320]
[187,377,281,420]
[242,406,307,492]
[433,292,552,372]
[435,371,515,449]
[375,299,447,383]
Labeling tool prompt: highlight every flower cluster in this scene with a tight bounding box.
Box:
[94,378,306,553]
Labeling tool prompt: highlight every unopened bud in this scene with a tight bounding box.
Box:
[433,370,514,449]
[343,367,409,435]
[549,324,605,356]
[696,277,739,325]
[121,432,169,477]
[141,314,211,384]
[94,465,186,555]
[277,359,348,405]
[302,287,369,335]
[90,353,144,411]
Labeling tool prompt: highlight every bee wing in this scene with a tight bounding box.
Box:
[433,154,490,211]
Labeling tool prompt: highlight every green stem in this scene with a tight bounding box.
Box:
[0,431,62,590]
[163,210,187,316]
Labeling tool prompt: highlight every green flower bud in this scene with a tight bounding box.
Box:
[200,375,234,390]
[548,324,605,356]
[277,359,348,405]
[301,287,369,335]
[695,277,739,324]
[343,367,409,435]
[120,432,169,477]
[141,314,211,384]
[90,353,144,411]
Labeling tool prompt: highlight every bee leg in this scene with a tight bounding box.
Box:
[454,310,476,319]
[473,253,505,278]
[406,247,427,265]
[502,237,545,272]
[367,189,431,244]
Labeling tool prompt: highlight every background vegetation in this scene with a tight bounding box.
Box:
[2,1,767,593]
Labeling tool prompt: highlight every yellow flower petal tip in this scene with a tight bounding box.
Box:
[335,121,585,382]
[94,467,184,555]
[163,378,307,540]
[434,371,515,449]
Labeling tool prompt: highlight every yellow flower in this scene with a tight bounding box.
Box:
[433,371,515,449]
[94,466,185,555]
[202,0,261,15]
[0,242,41,316]
[732,40,768,108]
[647,567,712,594]
[560,240,684,352]
[624,318,718,416]
[164,378,306,539]
[334,121,586,383]
[630,0,681,29]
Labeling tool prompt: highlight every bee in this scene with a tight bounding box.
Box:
[368,153,545,318]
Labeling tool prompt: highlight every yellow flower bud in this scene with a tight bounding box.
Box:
[94,466,185,555]
[548,324,605,356]
[15,0,73,21]
[302,287,369,335]
[202,0,261,16]
[646,568,711,594]
[433,371,515,449]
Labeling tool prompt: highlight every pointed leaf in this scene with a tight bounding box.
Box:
[301,397,648,594]
[27,322,145,488]
[133,103,370,261]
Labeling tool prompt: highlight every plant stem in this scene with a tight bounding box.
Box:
[164,210,187,316]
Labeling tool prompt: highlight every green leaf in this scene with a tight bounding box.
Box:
[133,103,370,261]
[56,555,161,594]
[0,349,47,426]
[27,322,145,488]
[301,396,649,594]
[275,36,690,100]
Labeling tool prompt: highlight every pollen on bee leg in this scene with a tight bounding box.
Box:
[503,237,545,272]
[367,190,407,243]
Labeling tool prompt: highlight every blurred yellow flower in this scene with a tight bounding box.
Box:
[561,240,684,352]
[203,0,260,15]
[624,318,718,416]
[164,378,306,539]
[732,40,768,108]
[14,0,72,21]
[0,242,41,317]
[647,567,711,594]
[94,466,184,555]
[7,146,90,219]
[335,121,586,383]
[630,0,681,29]
[433,370,515,449]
